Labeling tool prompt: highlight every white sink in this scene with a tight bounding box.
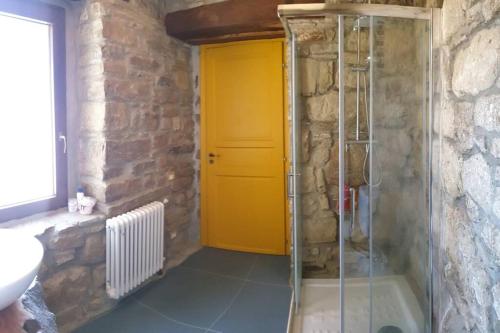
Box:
[0,228,44,311]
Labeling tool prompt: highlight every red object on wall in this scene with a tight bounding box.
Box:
[337,184,351,212]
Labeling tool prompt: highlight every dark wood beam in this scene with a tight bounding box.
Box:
[165,0,322,45]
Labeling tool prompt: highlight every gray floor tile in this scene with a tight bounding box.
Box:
[74,299,205,333]
[134,266,244,328]
[73,248,291,333]
[248,255,290,286]
[212,282,292,333]
[181,247,256,278]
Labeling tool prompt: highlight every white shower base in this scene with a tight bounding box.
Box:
[292,276,424,333]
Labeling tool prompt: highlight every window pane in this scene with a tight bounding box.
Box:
[0,13,56,209]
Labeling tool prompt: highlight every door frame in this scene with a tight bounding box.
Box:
[199,38,290,254]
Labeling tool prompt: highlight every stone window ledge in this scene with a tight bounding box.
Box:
[1,208,106,238]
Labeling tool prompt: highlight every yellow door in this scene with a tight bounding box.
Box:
[201,39,286,255]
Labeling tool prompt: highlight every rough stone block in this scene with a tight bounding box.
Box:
[80,77,106,102]
[102,19,137,46]
[302,129,311,163]
[452,27,500,97]
[454,102,475,153]
[140,112,160,131]
[102,44,127,61]
[129,56,160,72]
[318,194,330,210]
[462,154,492,210]
[106,139,151,165]
[92,264,107,289]
[490,138,500,158]
[304,216,337,244]
[309,41,337,60]
[441,140,463,199]
[53,249,76,266]
[480,222,500,264]
[79,218,106,234]
[47,229,85,251]
[300,58,334,96]
[474,94,500,132]
[105,79,152,102]
[80,233,106,264]
[310,140,332,167]
[493,192,500,220]
[78,44,103,68]
[469,262,492,308]
[105,178,143,202]
[133,160,156,177]
[80,102,106,132]
[301,167,316,194]
[315,168,327,193]
[87,288,113,314]
[302,193,320,216]
[174,69,190,90]
[493,283,500,320]
[104,102,129,131]
[306,91,338,123]
[80,1,105,23]
[79,138,106,177]
[42,266,91,314]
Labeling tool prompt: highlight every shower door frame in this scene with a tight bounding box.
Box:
[279,3,438,332]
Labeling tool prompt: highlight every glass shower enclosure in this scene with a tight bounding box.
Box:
[280,4,438,333]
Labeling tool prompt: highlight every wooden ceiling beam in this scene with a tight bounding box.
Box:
[165,0,322,45]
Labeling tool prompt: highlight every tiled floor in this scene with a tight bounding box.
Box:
[75,247,291,333]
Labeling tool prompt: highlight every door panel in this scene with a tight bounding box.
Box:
[201,40,286,255]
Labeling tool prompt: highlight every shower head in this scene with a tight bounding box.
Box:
[353,16,370,31]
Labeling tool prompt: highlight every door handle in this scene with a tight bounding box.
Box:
[208,153,220,158]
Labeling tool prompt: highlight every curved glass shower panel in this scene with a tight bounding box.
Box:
[370,16,431,333]
[339,14,372,333]
[279,4,435,333]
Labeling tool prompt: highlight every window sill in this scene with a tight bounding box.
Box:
[1,208,106,238]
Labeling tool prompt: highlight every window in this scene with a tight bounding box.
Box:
[0,0,66,222]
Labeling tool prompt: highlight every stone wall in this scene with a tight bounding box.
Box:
[36,0,203,330]
[436,0,500,332]
[5,212,109,333]
[78,0,199,266]
[39,217,109,332]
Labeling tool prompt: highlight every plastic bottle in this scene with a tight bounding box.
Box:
[76,186,85,205]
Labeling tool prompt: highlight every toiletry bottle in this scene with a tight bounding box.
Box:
[76,186,85,205]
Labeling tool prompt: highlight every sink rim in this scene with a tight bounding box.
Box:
[0,228,44,311]
[0,228,44,286]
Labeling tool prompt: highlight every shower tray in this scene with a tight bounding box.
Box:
[291,276,424,333]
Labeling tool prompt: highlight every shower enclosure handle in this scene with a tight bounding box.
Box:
[287,172,294,198]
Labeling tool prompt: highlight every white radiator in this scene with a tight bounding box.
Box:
[106,201,164,299]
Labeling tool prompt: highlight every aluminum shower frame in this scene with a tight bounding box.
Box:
[279,3,438,332]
